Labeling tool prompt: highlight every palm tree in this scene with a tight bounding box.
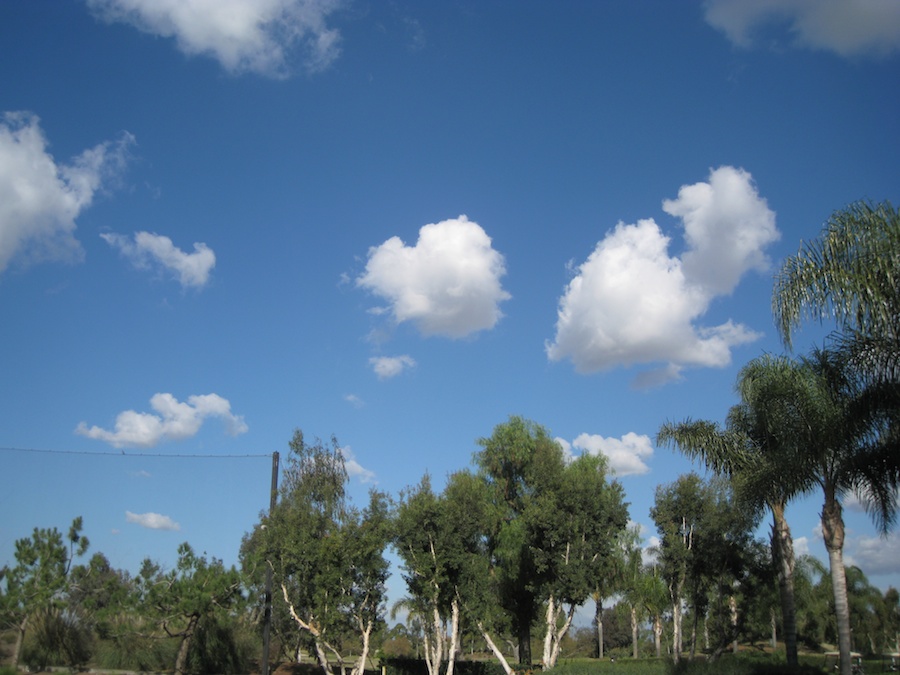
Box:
[658,354,811,666]
[773,200,900,675]
[758,349,897,675]
[773,199,900,363]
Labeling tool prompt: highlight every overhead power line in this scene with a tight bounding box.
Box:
[0,445,270,459]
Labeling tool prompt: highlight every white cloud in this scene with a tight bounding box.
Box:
[845,533,900,576]
[546,166,776,384]
[87,0,342,77]
[344,393,365,408]
[126,511,180,531]
[76,392,248,448]
[793,536,810,557]
[662,166,778,296]
[704,0,900,58]
[357,216,511,339]
[369,355,416,379]
[339,446,376,483]
[102,231,215,288]
[555,437,575,463]
[570,431,654,476]
[0,111,133,274]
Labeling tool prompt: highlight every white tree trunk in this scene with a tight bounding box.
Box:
[631,605,639,659]
[542,595,556,668]
[445,598,460,675]
[478,623,514,675]
[653,614,662,658]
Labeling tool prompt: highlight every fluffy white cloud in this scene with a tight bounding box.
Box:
[704,0,900,58]
[570,431,654,476]
[663,166,778,296]
[845,533,900,576]
[87,0,342,76]
[0,111,133,274]
[546,166,776,385]
[369,355,416,379]
[76,392,248,448]
[339,446,376,483]
[126,511,180,530]
[102,231,215,288]
[357,216,511,339]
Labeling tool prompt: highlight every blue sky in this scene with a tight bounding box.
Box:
[1,0,899,612]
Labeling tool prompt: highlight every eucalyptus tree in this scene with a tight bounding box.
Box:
[474,416,629,670]
[617,526,647,659]
[394,471,492,675]
[0,517,89,669]
[649,474,706,662]
[475,415,565,667]
[245,430,392,675]
[529,452,628,668]
[650,474,757,662]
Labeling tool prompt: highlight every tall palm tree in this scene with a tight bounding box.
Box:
[770,348,897,675]
[658,354,814,666]
[773,200,900,675]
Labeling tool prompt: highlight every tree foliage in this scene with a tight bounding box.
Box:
[246,430,392,675]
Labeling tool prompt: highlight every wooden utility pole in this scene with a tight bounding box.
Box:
[261,451,280,675]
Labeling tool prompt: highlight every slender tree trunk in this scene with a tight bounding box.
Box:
[446,597,460,675]
[351,618,373,675]
[730,595,739,654]
[595,597,604,659]
[478,623,514,675]
[174,613,201,675]
[12,615,27,669]
[654,614,662,658]
[542,594,556,667]
[631,604,639,659]
[770,608,777,651]
[517,614,532,666]
[689,608,698,660]
[771,502,799,666]
[672,580,684,663]
[823,493,852,675]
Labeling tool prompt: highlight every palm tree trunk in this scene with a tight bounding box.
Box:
[823,493,852,675]
[771,502,799,666]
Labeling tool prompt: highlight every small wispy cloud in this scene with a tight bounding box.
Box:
[344,394,365,408]
[102,231,215,289]
[339,446,376,483]
[126,511,180,531]
[704,0,900,59]
[369,355,416,379]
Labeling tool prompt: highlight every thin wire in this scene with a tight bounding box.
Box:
[0,445,270,458]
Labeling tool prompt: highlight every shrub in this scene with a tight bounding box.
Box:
[22,607,93,671]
